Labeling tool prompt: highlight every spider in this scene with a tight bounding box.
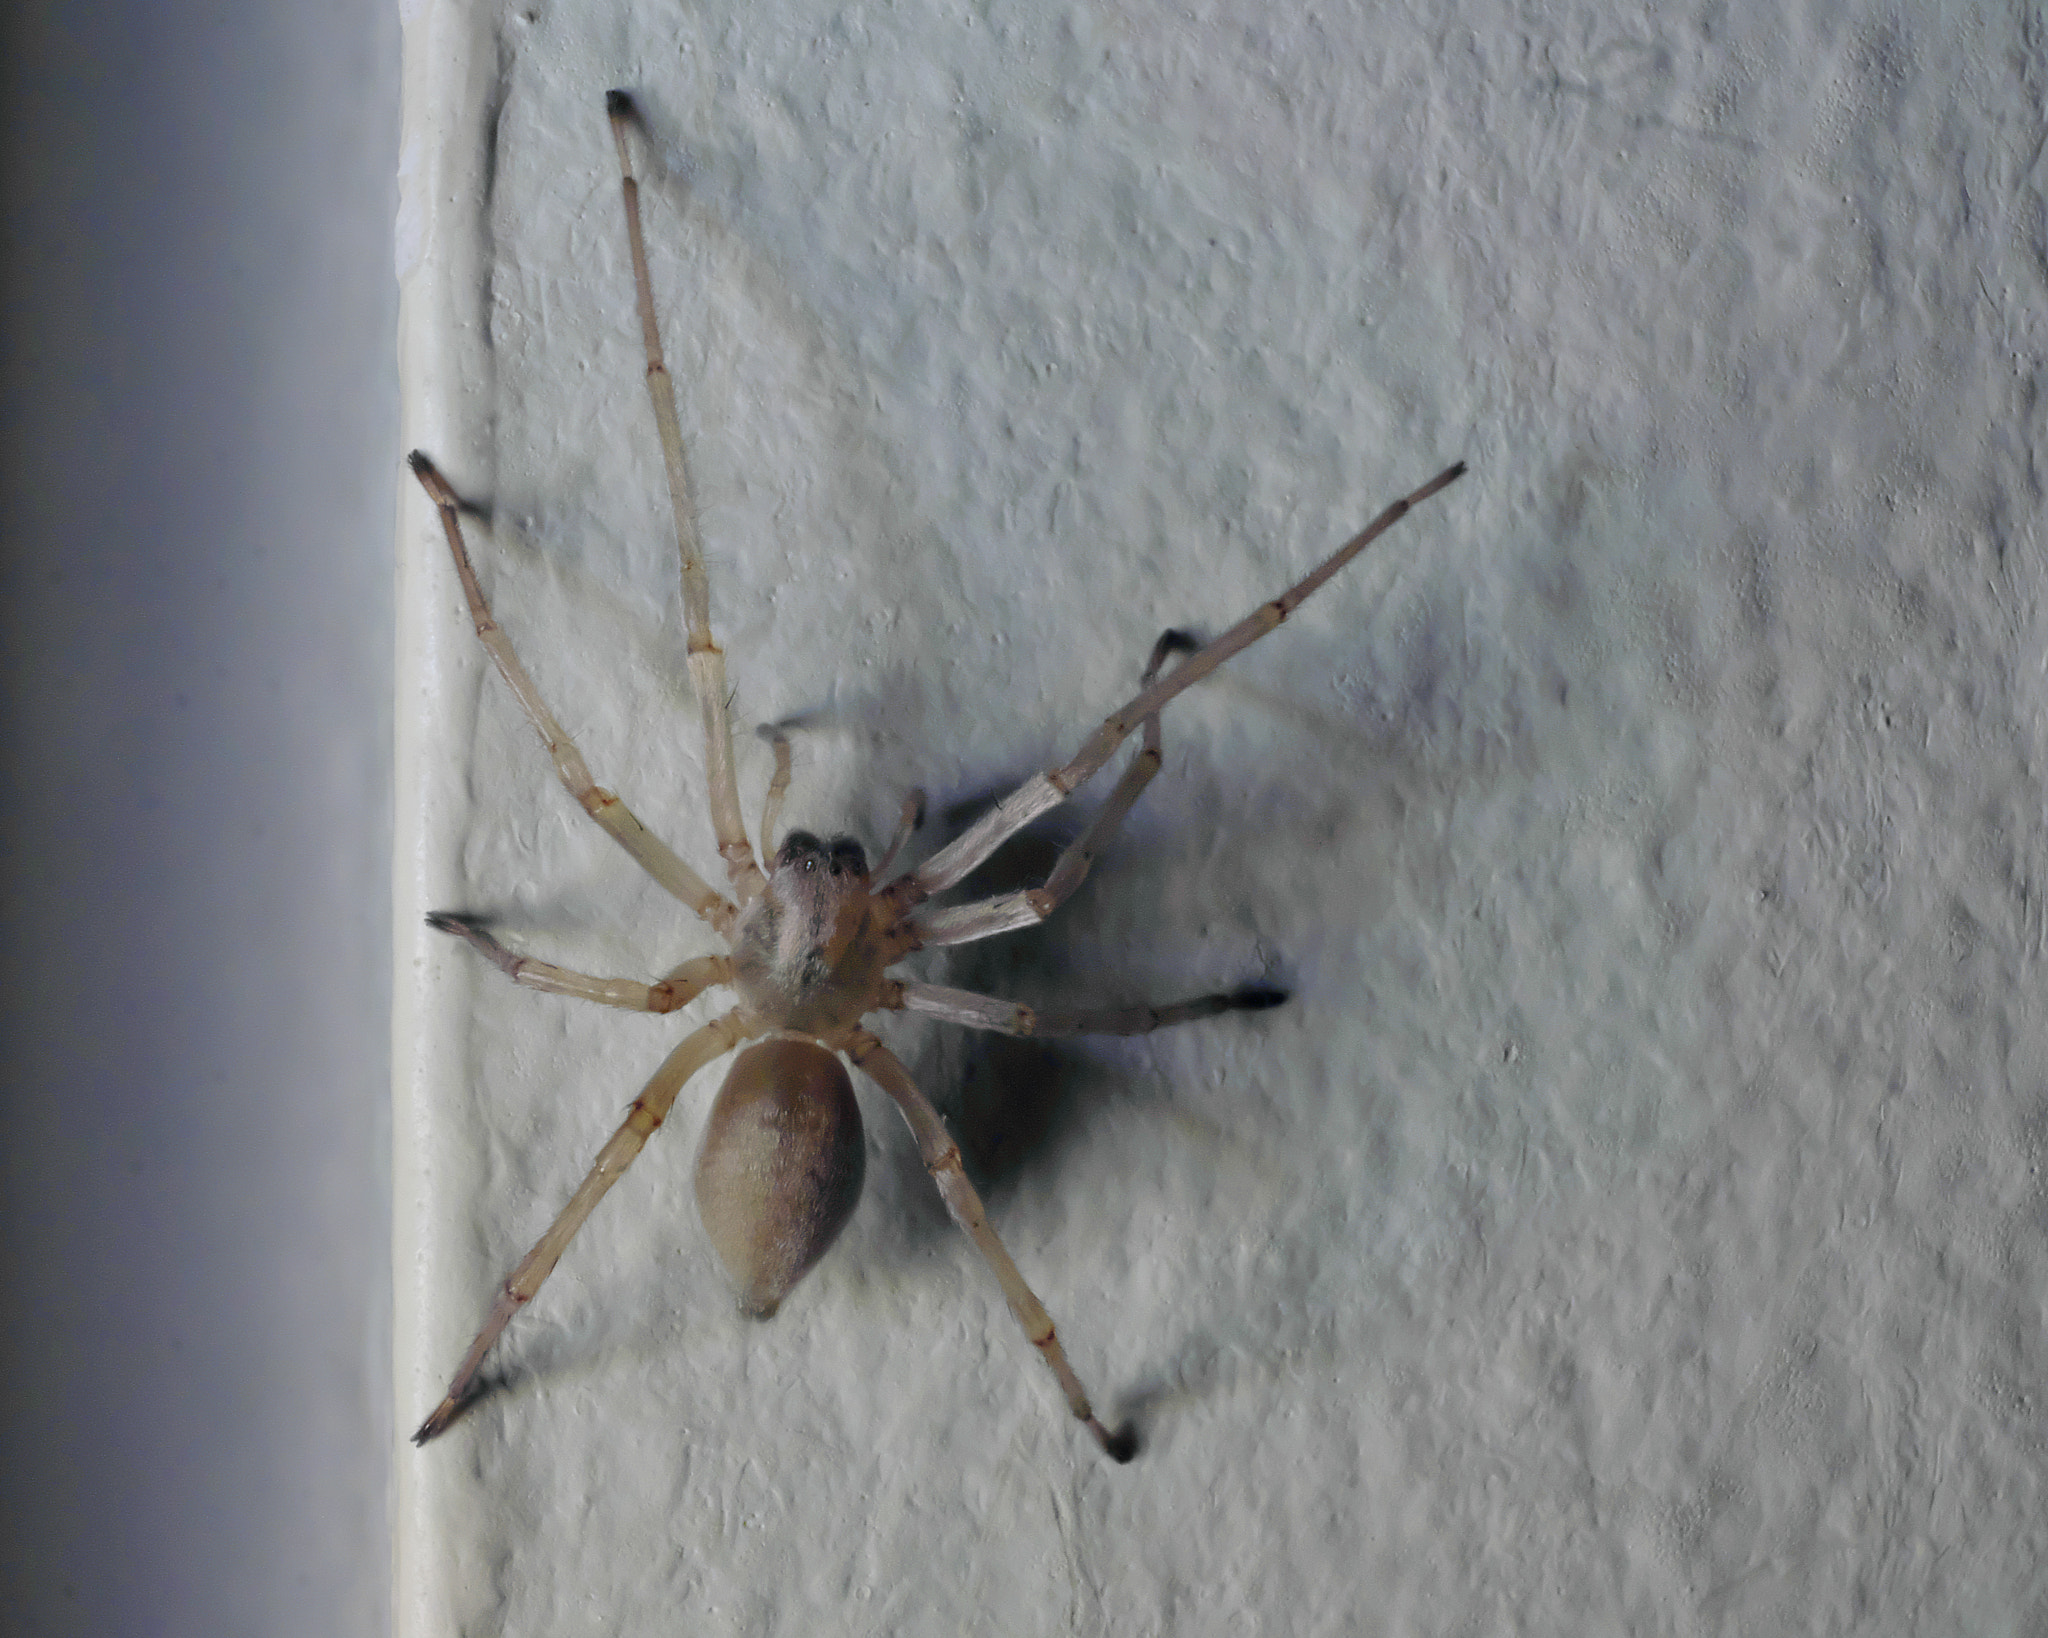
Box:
[409,90,1466,1462]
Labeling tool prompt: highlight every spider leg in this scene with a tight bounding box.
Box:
[606,92,767,905]
[905,727,1158,946]
[885,978,1286,1037]
[894,462,1467,905]
[755,724,794,861]
[413,1008,755,1443]
[426,913,732,1013]
[871,788,927,879]
[752,720,927,880]
[843,1031,1136,1462]
[905,630,1192,949]
[410,454,738,934]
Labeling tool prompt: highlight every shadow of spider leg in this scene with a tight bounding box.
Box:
[842,1030,1140,1463]
[413,1010,757,1443]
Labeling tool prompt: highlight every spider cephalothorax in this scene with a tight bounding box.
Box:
[408,89,1465,1460]
[728,830,890,1035]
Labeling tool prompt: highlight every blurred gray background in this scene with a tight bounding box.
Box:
[1,1,398,1633]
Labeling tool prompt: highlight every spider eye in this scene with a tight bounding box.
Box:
[776,829,825,872]
[826,837,868,878]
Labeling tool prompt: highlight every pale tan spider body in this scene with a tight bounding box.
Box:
[727,833,897,1038]
[409,91,1465,1461]
[694,1034,866,1320]
[696,833,892,1316]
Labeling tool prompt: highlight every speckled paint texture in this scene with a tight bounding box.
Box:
[394,1,2046,1631]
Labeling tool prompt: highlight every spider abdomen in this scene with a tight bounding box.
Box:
[693,1038,866,1318]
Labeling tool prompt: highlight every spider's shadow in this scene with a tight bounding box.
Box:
[880,784,1293,1463]
[894,812,1099,1203]
[882,789,1214,1232]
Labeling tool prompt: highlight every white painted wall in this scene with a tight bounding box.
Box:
[396,2,2044,1632]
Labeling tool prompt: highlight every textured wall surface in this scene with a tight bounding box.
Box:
[396,2,2045,1632]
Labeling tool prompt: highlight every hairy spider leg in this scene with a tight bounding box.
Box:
[608,90,766,905]
[890,462,1468,923]
[414,1010,756,1443]
[409,453,738,935]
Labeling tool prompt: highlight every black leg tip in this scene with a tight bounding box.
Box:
[412,1400,459,1445]
[605,88,634,120]
[1143,628,1203,685]
[1231,986,1290,1011]
[424,910,476,936]
[414,1375,499,1445]
[1103,1422,1140,1464]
